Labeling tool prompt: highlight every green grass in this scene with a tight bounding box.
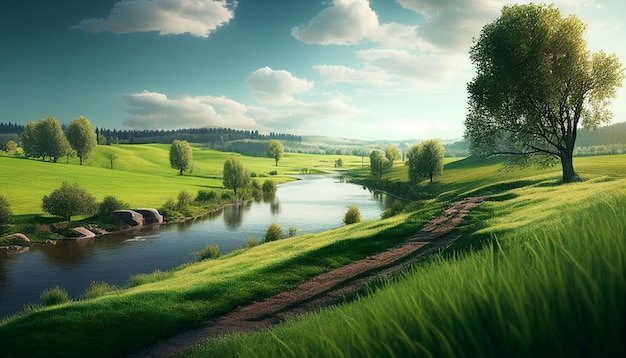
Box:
[0,144,365,216]
[1,151,624,357]
[182,174,626,358]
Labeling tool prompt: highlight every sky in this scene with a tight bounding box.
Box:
[1,0,625,141]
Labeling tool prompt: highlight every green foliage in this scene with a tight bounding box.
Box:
[177,191,193,211]
[66,116,97,165]
[127,269,173,288]
[406,139,445,183]
[21,117,71,162]
[223,157,251,195]
[465,3,624,183]
[81,281,119,300]
[269,170,278,176]
[262,180,277,195]
[381,200,405,219]
[385,146,402,163]
[169,139,194,175]
[97,195,129,218]
[267,139,284,166]
[241,237,260,249]
[369,150,392,179]
[343,205,362,225]
[40,287,70,306]
[196,190,217,203]
[288,227,297,237]
[264,223,284,242]
[195,245,221,261]
[42,182,96,221]
[0,194,12,225]
[335,158,343,167]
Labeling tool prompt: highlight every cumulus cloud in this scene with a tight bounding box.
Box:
[291,0,380,45]
[121,90,257,129]
[313,64,389,85]
[247,67,314,104]
[73,0,236,37]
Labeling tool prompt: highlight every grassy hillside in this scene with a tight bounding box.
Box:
[0,144,365,216]
[0,154,624,357]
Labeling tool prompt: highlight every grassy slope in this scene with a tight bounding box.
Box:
[0,153,624,357]
[0,144,365,216]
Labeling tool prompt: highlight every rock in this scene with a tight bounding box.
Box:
[112,210,144,228]
[72,227,96,239]
[0,233,31,246]
[135,208,164,225]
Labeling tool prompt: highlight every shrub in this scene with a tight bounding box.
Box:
[42,182,96,221]
[265,223,284,242]
[40,287,70,306]
[196,245,221,261]
[0,194,12,226]
[221,192,232,201]
[250,172,258,177]
[82,281,119,300]
[288,227,298,237]
[241,238,260,249]
[196,190,217,203]
[177,191,193,211]
[262,180,277,195]
[251,180,261,190]
[97,195,129,218]
[381,200,405,219]
[343,205,362,225]
[269,170,278,176]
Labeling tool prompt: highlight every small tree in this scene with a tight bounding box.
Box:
[267,140,284,166]
[343,205,361,225]
[369,150,391,179]
[97,195,129,218]
[66,116,97,165]
[385,146,402,164]
[0,195,12,226]
[223,157,251,195]
[169,139,194,175]
[42,182,96,221]
[262,179,277,195]
[39,117,71,163]
[406,139,445,184]
[265,223,284,242]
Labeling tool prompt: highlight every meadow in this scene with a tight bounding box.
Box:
[0,148,624,357]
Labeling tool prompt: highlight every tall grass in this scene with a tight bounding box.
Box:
[185,193,625,357]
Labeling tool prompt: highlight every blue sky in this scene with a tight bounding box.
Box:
[1,0,624,140]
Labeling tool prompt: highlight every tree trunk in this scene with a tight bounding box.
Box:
[275,158,278,166]
[429,173,433,184]
[560,152,579,183]
[179,168,183,176]
[79,156,83,165]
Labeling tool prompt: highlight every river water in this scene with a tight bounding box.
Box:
[0,175,390,319]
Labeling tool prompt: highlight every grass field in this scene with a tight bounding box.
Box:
[0,151,624,357]
[0,144,365,216]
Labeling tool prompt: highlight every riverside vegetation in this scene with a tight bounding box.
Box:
[0,145,624,357]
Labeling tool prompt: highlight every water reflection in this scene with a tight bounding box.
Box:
[223,202,251,229]
[270,199,281,215]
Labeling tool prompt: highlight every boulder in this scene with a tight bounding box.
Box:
[0,233,31,246]
[111,210,144,228]
[135,208,164,225]
[72,227,96,239]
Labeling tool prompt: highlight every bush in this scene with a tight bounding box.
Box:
[251,172,258,177]
[40,287,70,306]
[42,182,97,221]
[195,245,221,261]
[269,170,278,176]
[196,190,217,203]
[97,195,129,218]
[241,238,260,249]
[381,200,405,219]
[265,223,284,242]
[262,180,277,195]
[343,205,362,225]
[177,191,193,211]
[288,227,298,237]
[0,194,12,226]
[81,281,119,300]
[221,192,232,201]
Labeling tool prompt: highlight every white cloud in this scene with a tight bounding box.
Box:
[247,67,314,104]
[73,0,236,38]
[121,90,257,129]
[313,64,389,85]
[291,0,380,45]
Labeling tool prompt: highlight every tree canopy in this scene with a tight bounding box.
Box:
[406,139,445,184]
[223,157,251,195]
[22,117,71,162]
[66,116,97,165]
[42,182,96,221]
[385,146,402,164]
[267,140,284,166]
[369,150,392,179]
[0,195,12,226]
[169,140,194,175]
[465,3,624,183]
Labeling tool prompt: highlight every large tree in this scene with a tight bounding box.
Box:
[465,4,624,183]
[66,116,97,165]
[223,157,251,195]
[266,140,284,166]
[406,139,445,184]
[169,140,194,175]
[385,146,402,164]
[21,117,71,162]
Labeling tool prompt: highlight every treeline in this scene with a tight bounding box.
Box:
[96,128,301,145]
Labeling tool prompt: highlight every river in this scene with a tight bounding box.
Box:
[0,175,391,319]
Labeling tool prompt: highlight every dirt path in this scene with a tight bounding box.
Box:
[129,196,487,357]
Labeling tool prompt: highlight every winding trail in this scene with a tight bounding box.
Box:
[129,196,487,357]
